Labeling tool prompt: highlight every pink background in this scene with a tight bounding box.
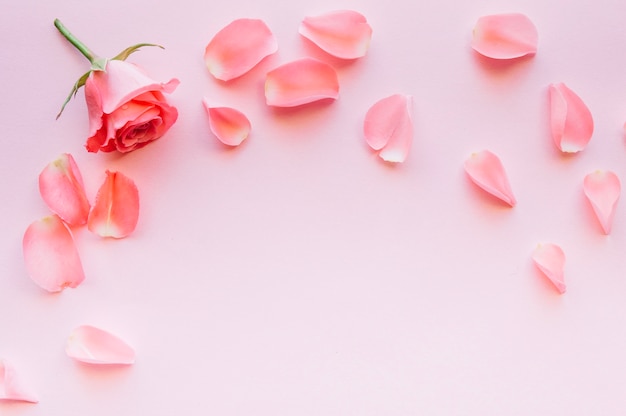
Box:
[2,0,626,414]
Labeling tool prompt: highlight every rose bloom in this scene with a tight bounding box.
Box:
[84,59,179,153]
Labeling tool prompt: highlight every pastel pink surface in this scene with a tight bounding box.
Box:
[299,10,373,59]
[549,83,594,153]
[87,171,140,238]
[471,13,538,59]
[363,94,413,163]
[464,150,516,206]
[66,325,135,365]
[203,99,251,146]
[532,243,566,294]
[583,170,621,234]
[0,360,38,403]
[204,18,278,81]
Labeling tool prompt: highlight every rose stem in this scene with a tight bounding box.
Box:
[54,19,98,64]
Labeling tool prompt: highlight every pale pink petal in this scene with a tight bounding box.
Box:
[583,170,621,234]
[202,98,251,146]
[88,171,139,239]
[0,360,38,403]
[38,153,90,226]
[299,10,373,59]
[66,325,135,365]
[265,58,339,107]
[471,13,538,59]
[549,83,594,153]
[464,150,516,206]
[363,94,413,163]
[204,18,278,81]
[22,215,85,292]
[532,243,566,294]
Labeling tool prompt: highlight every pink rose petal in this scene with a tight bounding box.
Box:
[363,94,413,163]
[0,359,38,403]
[464,150,516,206]
[299,10,373,59]
[471,13,538,59]
[22,215,85,292]
[549,83,594,153]
[265,58,339,107]
[38,153,90,227]
[88,171,139,239]
[204,18,278,81]
[66,325,135,365]
[583,170,621,234]
[202,99,251,146]
[532,243,566,294]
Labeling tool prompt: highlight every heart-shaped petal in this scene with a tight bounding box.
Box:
[532,243,566,294]
[66,325,135,365]
[204,18,278,81]
[88,171,139,239]
[265,58,339,107]
[202,99,251,146]
[583,170,621,234]
[23,215,85,292]
[299,10,373,59]
[549,83,594,153]
[471,13,538,59]
[464,150,516,206]
[363,94,413,163]
[38,153,90,226]
[0,359,38,403]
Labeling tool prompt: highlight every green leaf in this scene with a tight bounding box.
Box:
[56,70,91,120]
[112,43,164,61]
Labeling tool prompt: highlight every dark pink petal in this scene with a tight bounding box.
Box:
[549,83,594,153]
[471,13,538,59]
[88,171,139,239]
[202,98,251,146]
[299,10,373,59]
[532,243,566,294]
[583,170,621,234]
[464,150,516,206]
[38,153,90,226]
[265,58,339,107]
[0,359,38,403]
[204,18,278,81]
[22,215,85,292]
[363,94,413,163]
[66,325,135,365]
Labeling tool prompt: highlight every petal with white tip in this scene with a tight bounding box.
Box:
[464,150,516,206]
[583,170,620,234]
[532,243,566,294]
[549,83,594,153]
[202,99,251,146]
[363,94,413,163]
[0,360,38,403]
[471,13,538,59]
[66,325,135,365]
[88,171,139,239]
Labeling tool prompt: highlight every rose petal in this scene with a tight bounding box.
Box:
[583,170,621,234]
[204,18,278,81]
[464,150,516,206]
[363,94,413,163]
[38,153,90,227]
[22,215,85,292]
[66,325,135,365]
[299,10,373,59]
[265,58,339,107]
[0,360,38,403]
[549,83,594,153]
[532,243,566,294]
[202,99,251,146]
[88,171,139,239]
[471,13,538,59]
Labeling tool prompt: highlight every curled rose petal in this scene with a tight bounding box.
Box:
[88,171,139,239]
[471,13,538,59]
[0,359,38,403]
[299,10,373,59]
[202,99,251,146]
[23,215,85,292]
[532,243,566,294]
[363,94,413,163]
[583,170,621,234]
[265,58,339,107]
[204,18,278,81]
[549,83,594,153]
[464,150,516,206]
[66,325,135,365]
[38,153,90,226]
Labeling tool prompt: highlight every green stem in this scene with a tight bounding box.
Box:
[54,19,98,64]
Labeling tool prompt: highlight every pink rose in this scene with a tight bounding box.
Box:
[84,60,179,153]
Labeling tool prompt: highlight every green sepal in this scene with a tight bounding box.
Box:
[112,43,164,61]
[90,57,108,72]
[56,70,91,119]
